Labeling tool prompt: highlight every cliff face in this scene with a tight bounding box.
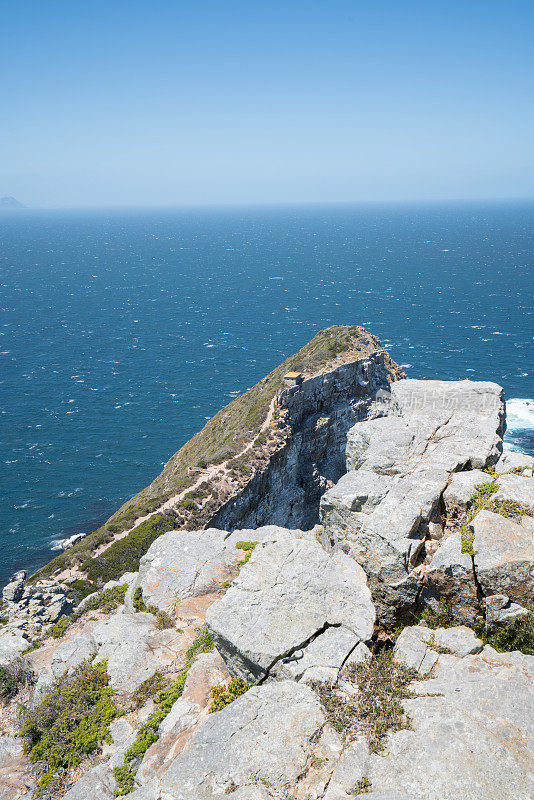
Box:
[211,351,393,531]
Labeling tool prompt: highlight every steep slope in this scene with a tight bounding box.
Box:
[31,325,403,585]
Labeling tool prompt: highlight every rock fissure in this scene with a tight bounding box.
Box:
[257,621,344,685]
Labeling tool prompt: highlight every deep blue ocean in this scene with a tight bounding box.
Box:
[1,201,533,588]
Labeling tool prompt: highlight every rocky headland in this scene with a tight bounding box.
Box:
[1,325,532,800]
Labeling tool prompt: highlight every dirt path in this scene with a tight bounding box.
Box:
[63,396,280,574]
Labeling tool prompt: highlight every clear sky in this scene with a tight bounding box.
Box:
[2,0,533,208]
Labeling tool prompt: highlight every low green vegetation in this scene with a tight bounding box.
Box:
[130,671,169,709]
[31,327,399,585]
[50,584,129,640]
[312,649,420,753]
[235,540,258,566]
[0,657,35,701]
[484,612,534,655]
[19,659,119,798]
[82,514,177,586]
[185,627,214,661]
[460,480,530,555]
[66,579,98,606]
[209,677,249,713]
[132,587,174,629]
[460,481,498,555]
[50,615,71,639]
[487,497,528,521]
[113,627,214,796]
[420,599,533,655]
[420,599,456,629]
[350,776,372,795]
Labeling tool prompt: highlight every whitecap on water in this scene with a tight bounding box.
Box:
[506,398,534,431]
[504,398,534,455]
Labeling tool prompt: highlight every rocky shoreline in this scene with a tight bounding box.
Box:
[1,326,533,800]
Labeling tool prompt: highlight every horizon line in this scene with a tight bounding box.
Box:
[2,194,534,212]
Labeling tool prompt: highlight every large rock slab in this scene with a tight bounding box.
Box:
[360,639,534,800]
[471,510,534,604]
[206,529,375,682]
[133,526,282,615]
[92,610,185,691]
[50,634,97,677]
[0,629,27,665]
[134,681,340,800]
[321,380,505,623]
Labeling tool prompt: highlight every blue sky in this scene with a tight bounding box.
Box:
[2,0,533,207]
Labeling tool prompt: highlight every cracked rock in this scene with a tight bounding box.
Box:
[206,528,375,682]
[130,681,338,800]
[131,526,280,615]
[321,379,505,624]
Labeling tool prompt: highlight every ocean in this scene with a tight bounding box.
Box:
[1,201,533,588]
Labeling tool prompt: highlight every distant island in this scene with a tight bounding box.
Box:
[0,196,25,208]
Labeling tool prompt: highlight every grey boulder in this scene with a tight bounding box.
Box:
[92,610,185,691]
[136,681,339,800]
[206,528,375,682]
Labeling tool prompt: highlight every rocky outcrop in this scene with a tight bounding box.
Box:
[128,681,340,800]
[426,510,534,621]
[360,628,534,800]
[320,379,505,623]
[1,578,73,640]
[130,527,278,615]
[210,351,399,532]
[206,528,375,683]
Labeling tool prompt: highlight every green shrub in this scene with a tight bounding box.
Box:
[83,514,177,585]
[155,610,174,630]
[67,579,97,606]
[179,498,196,510]
[420,599,457,629]
[113,627,215,795]
[312,649,420,753]
[350,776,372,795]
[19,660,119,797]
[483,613,534,655]
[487,497,528,521]
[185,627,213,661]
[209,678,249,713]
[132,587,147,613]
[0,658,35,701]
[83,583,128,614]
[130,671,168,710]
[51,616,71,639]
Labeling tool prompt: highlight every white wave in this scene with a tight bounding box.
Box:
[506,398,534,431]
[50,539,65,551]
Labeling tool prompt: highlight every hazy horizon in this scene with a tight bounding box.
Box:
[3,196,534,213]
[2,0,534,208]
